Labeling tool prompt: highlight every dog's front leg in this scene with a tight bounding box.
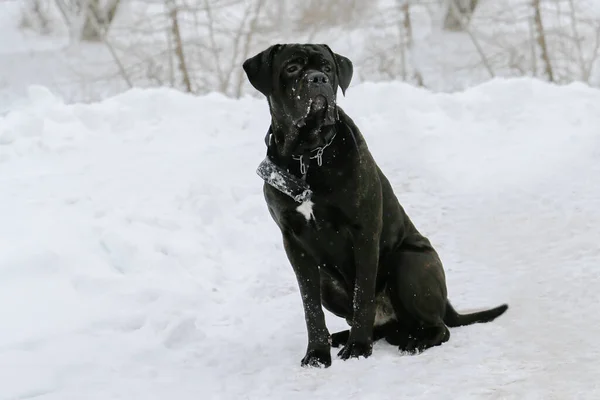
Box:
[283,234,331,368]
[338,229,380,360]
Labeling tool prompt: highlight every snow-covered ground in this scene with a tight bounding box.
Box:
[1,78,599,399]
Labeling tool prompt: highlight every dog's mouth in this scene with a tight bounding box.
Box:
[279,92,337,158]
[293,95,330,128]
[311,94,327,112]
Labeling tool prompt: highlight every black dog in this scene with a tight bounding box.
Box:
[243,44,508,368]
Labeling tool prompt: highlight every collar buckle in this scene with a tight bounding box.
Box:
[298,155,307,175]
[290,131,336,173]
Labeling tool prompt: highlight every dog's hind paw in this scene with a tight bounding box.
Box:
[301,348,332,368]
[337,340,373,360]
[330,330,350,348]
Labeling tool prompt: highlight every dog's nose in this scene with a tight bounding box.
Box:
[306,71,328,85]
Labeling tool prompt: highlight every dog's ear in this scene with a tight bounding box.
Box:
[243,44,282,97]
[323,45,353,96]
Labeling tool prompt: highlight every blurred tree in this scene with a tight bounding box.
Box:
[19,0,599,102]
[165,0,192,92]
[20,0,52,34]
[531,0,554,81]
[443,0,479,31]
[55,0,121,41]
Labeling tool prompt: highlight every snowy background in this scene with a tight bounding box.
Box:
[2,0,600,108]
[2,1,600,399]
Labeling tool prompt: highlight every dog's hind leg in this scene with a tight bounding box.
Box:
[330,325,390,348]
[321,274,395,348]
[386,249,451,354]
[330,330,350,348]
[320,270,353,348]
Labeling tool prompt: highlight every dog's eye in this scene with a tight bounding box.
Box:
[286,64,300,74]
[323,65,332,73]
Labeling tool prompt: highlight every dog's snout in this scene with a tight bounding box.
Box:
[306,71,328,85]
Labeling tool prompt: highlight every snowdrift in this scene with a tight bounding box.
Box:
[1,79,599,399]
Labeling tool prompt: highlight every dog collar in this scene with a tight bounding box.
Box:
[291,130,337,175]
[257,126,337,203]
[256,157,313,203]
[264,127,337,176]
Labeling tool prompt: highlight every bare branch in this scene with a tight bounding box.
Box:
[167,0,192,92]
[531,0,554,82]
[83,0,132,88]
[449,0,495,77]
[402,0,413,47]
[444,0,479,31]
[203,0,226,92]
[235,0,266,98]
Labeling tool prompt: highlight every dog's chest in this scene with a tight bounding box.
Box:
[287,198,336,232]
[296,200,315,221]
[285,199,354,253]
[266,184,354,243]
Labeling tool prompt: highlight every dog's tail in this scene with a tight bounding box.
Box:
[443,300,508,327]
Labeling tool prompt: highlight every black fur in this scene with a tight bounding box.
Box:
[243,43,508,368]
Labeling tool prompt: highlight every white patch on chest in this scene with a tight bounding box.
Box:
[296,200,315,221]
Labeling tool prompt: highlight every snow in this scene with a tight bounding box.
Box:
[1,78,600,399]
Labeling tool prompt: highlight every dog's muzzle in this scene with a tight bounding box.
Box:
[293,71,336,128]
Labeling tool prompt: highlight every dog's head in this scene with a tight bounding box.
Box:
[243,44,353,156]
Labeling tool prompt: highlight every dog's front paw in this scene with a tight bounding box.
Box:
[337,340,373,360]
[301,348,332,368]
